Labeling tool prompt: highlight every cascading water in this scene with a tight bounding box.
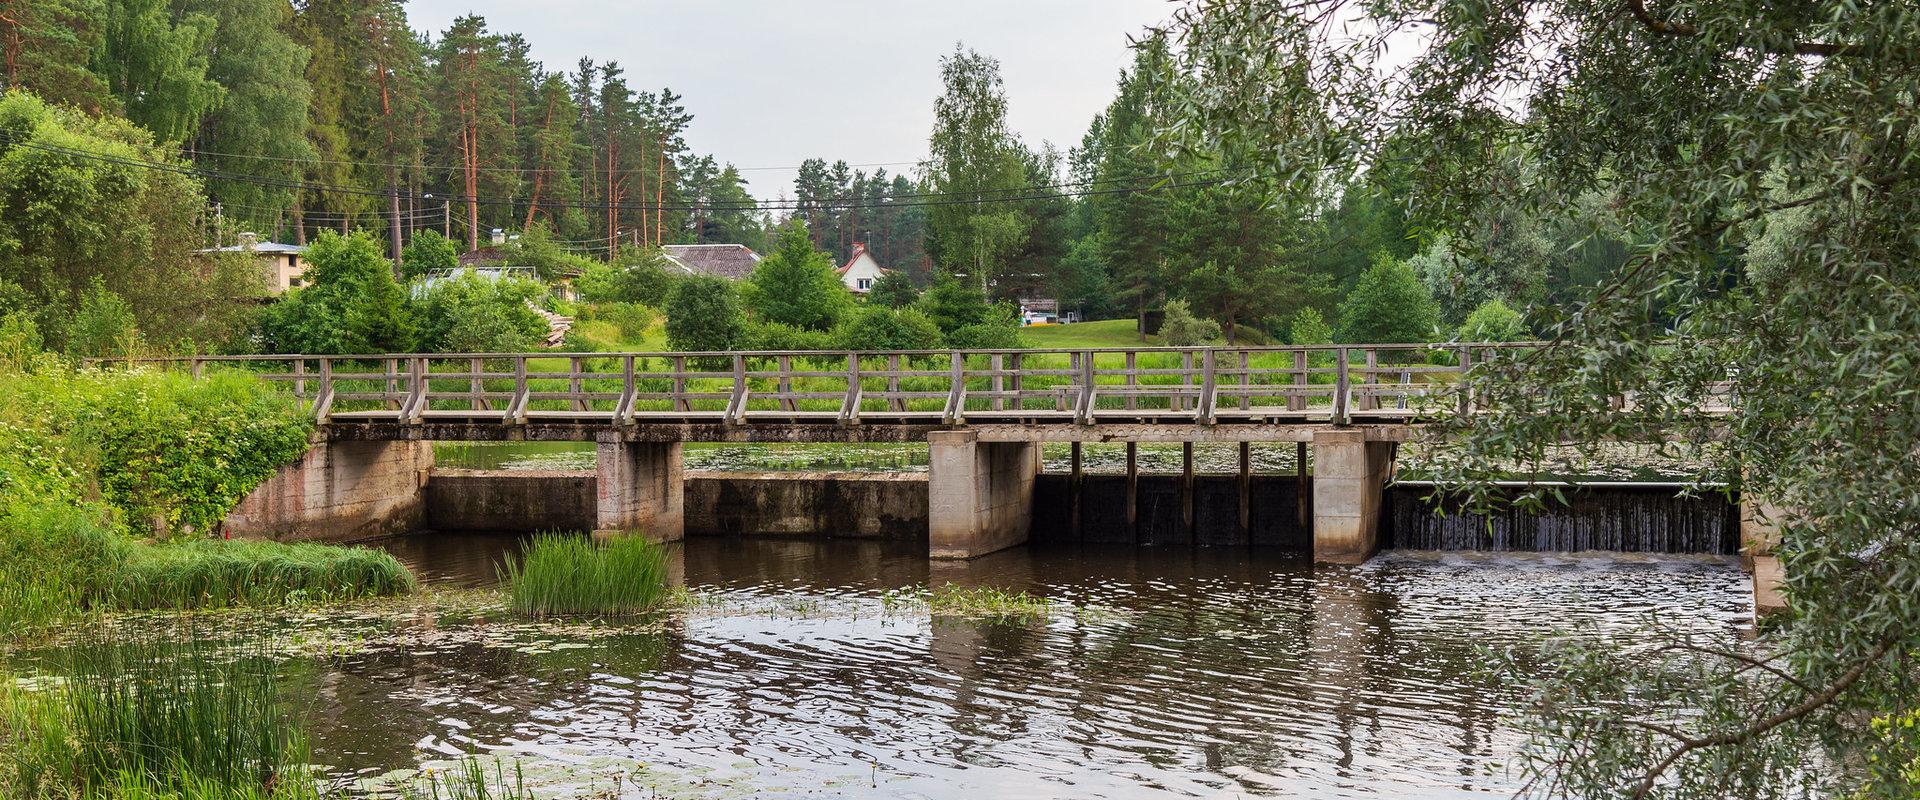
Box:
[1385,482,1740,555]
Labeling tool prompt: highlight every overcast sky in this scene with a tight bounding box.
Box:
[406,0,1177,201]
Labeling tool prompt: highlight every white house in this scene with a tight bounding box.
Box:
[836,243,888,294]
[196,233,309,294]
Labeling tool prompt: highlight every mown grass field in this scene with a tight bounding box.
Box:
[1018,319,1156,349]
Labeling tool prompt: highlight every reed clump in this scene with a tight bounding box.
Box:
[500,532,669,618]
[0,636,310,799]
[926,584,1051,619]
[113,539,416,610]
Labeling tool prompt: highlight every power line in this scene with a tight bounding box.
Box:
[180,144,920,176]
[9,136,1243,215]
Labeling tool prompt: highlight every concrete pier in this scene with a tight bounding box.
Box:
[1741,495,1790,616]
[928,430,1041,559]
[224,436,432,542]
[1310,430,1395,564]
[595,435,685,542]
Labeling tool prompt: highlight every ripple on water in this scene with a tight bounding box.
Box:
[16,538,1749,799]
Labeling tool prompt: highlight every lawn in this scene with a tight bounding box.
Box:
[1019,319,1156,349]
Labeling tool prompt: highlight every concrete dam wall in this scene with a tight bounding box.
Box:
[416,470,1737,555]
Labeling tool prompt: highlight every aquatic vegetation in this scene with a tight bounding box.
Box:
[0,636,307,799]
[500,533,668,618]
[925,585,1051,619]
[112,540,416,610]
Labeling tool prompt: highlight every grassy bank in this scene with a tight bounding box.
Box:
[0,339,415,636]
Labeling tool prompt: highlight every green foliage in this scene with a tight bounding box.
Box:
[744,222,850,331]
[113,539,413,609]
[865,269,920,308]
[66,279,141,359]
[579,249,680,307]
[499,224,597,281]
[1337,254,1439,344]
[745,320,837,352]
[1165,1,1920,794]
[942,302,1024,349]
[414,273,547,353]
[1286,307,1334,346]
[0,91,262,353]
[663,275,744,352]
[924,46,1031,282]
[915,272,993,334]
[257,231,413,354]
[1158,300,1221,346]
[1457,299,1527,342]
[834,306,945,352]
[582,302,655,342]
[400,229,460,280]
[501,533,668,618]
[1407,231,1550,325]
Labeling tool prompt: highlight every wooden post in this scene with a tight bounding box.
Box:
[1199,348,1217,423]
[1334,348,1351,425]
[728,353,748,422]
[1239,350,1251,411]
[991,354,1005,412]
[569,356,586,412]
[1296,441,1310,532]
[1125,351,1138,411]
[617,355,636,423]
[1292,350,1308,412]
[886,354,904,412]
[1182,441,1196,540]
[1457,346,1473,416]
[1077,350,1097,424]
[777,355,795,412]
[1062,352,1077,413]
[384,358,399,410]
[1239,441,1252,544]
[672,355,689,412]
[190,358,204,379]
[1070,441,1084,541]
[469,357,485,411]
[840,353,862,422]
[1362,348,1379,411]
[1126,441,1139,542]
[509,356,528,423]
[1175,351,1193,412]
[293,359,307,403]
[1009,352,1024,413]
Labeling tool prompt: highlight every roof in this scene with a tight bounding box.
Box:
[662,244,761,280]
[836,243,889,276]
[196,242,305,255]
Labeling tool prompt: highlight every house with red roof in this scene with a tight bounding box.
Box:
[836,243,888,294]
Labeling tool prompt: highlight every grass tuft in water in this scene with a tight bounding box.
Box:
[500,532,668,618]
[926,585,1051,619]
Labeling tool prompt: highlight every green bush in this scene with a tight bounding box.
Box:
[747,320,838,352]
[1458,298,1528,341]
[664,275,745,352]
[834,306,945,352]
[414,272,548,353]
[945,321,1024,350]
[400,229,460,280]
[1160,300,1222,346]
[743,222,852,331]
[588,302,656,341]
[501,533,668,618]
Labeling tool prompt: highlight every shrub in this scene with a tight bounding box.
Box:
[1458,298,1528,342]
[1160,300,1222,346]
[866,270,920,308]
[744,221,851,331]
[400,229,459,280]
[414,272,548,353]
[663,275,745,352]
[589,302,656,341]
[1287,306,1334,345]
[945,321,1024,350]
[747,320,838,352]
[916,273,993,333]
[1338,253,1440,344]
[834,306,946,352]
[501,533,669,618]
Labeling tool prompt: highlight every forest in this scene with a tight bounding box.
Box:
[0,0,1629,357]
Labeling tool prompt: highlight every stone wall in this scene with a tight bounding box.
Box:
[223,437,432,543]
[425,469,596,532]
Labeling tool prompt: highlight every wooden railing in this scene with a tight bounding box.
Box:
[88,344,1547,427]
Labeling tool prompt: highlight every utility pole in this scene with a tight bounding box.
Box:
[211,202,222,248]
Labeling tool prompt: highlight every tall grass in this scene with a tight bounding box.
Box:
[1,635,308,799]
[500,533,668,618]
[112,539,416,610]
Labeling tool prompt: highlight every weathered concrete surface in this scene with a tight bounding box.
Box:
[595,434,683,543]
[687,471,927,540]
[425,469,595,532]
[321,421,1419,444]
[1311,430,1394,564]
[1741,494,1792,616]
[223,436,432,542]
[928,430,1040,559]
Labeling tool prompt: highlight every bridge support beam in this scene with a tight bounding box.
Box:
[595,436,684,542]
[224,436,432,542]
[1311,430,1394,564]
[928,430,1040,559]
[1741,494,1790,617]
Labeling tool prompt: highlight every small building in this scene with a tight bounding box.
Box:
[1019,297,1078,325]
[836,243,888,294]
[197,232,308,294]
[661,244,761,280]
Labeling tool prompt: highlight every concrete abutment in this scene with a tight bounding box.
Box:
[594,435,685,543]
[928,430,1041,559]
[1310,430,1395,564]
[224,436,432,542]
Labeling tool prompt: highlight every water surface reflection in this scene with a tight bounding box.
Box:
[339,536,1749,798]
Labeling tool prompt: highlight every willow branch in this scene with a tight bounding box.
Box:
[1624,0,1856,58]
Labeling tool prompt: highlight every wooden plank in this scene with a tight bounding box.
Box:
[1334,348,1351,425]
[1292,350,1308,412]
[1199,349,1217,424]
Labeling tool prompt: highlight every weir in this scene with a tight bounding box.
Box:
[127,344,1764,609]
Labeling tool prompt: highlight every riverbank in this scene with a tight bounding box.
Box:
[0,349,416,637]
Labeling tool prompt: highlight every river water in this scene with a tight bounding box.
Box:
[308,535,1749,799]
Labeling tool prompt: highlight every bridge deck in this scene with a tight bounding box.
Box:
[94,344,1728,443]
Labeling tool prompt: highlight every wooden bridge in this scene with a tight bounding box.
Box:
[99,344,1632,565]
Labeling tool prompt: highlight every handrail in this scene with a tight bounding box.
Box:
[82,342,1610,429]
